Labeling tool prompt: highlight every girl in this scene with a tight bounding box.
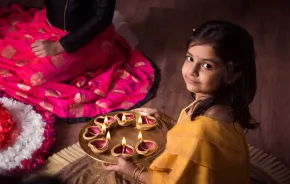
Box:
[0,0,157,121]
[104,20,258,184]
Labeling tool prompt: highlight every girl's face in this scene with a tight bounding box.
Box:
[182,44,225,96]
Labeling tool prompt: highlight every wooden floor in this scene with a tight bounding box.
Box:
[10,0,290,167]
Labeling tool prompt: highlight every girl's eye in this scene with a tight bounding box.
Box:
[202,63,213,69]
[186,56,193,62]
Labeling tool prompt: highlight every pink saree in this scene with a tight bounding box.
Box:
[0,4,157,120]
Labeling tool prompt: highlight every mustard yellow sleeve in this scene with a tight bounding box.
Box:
[146,153,212,184]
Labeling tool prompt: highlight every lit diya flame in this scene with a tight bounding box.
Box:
[122,136,126,146]
[137,116,142,126]
[136,114,158,131]
[135,131,158,156]
[104,116,109,126]
[115,112,135,126]
[106,131,111,141]
[94,115,117,129]
[122,114,126,123]
[101,123,107,134]
[111,137,135,158]
[82,125,105,140]
[138,131,143,141]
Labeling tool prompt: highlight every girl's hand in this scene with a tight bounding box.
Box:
[31,40,65,58]
[103,157,137,178]
[131,107,162,118]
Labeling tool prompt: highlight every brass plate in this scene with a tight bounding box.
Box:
[79,111,168,164]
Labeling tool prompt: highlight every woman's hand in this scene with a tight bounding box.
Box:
[31,40,65,58]
[131,107,162,119]
[103,157,137,178]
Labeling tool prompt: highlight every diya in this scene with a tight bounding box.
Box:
[136,114,158,131]
[115,112,135,126]
[82,123,107,140]
[111,137,135,159]
[94,115,117,129]
[88,131,111,153]
[135,131,158,156]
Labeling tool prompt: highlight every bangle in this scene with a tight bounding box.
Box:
[132,167,139,182]
[136,167,146,184]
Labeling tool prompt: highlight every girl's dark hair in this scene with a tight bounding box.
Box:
[187,20,258,130]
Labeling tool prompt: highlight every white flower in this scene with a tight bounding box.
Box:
[0,98,45,173]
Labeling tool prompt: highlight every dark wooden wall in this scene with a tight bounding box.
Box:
[2,0,290,166]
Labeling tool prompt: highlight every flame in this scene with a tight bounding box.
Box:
[121,137,126,146]
[137,116,142,125]
[106,131,111,141]
[104,116,109,126]
[138,131,143,141]
[101,123,106,133]
[122,114,126,123]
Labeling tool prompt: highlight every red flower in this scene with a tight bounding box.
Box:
[0,103,16,149]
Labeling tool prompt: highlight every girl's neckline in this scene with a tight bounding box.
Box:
[179,101,244,134]
[182,101,236,124]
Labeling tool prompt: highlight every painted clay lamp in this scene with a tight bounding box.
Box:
[135,131,158,156]
[136,114,158,131]
[111,137,135,158]
[88,131,111,153]
[115,112,135,126]
[83,123,106,140]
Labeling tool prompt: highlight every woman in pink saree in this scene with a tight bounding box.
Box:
[0,0,158,121]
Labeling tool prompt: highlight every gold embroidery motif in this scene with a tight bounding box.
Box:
[0,69,11,78]
[30,72,46,86]
[51,55,66,68]
[112,90,125,94]
[93,89,105,97]
[74,93,81,104]
[40,101,54,112]
[45,90,61,98]
[70,104,84,118]
[119,70,130,79]
[38,28,46,33]
[134,62,146,67]
[15,60,29,67]
[1,45,16,59]
[74,93,87,104]
[95,101,108,109]
[17,83,31,91]
[75,79,86,88]
[16,92,27,99]
[132,76,139,83]
[24,34,34,41]
[121,102,134,109]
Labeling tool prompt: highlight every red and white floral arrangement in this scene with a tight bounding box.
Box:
[0,97,55,175]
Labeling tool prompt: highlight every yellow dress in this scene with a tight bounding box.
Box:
[146,104,250,184]
[39,103,250,184]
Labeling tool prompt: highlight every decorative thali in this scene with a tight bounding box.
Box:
[79,111,168,164]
